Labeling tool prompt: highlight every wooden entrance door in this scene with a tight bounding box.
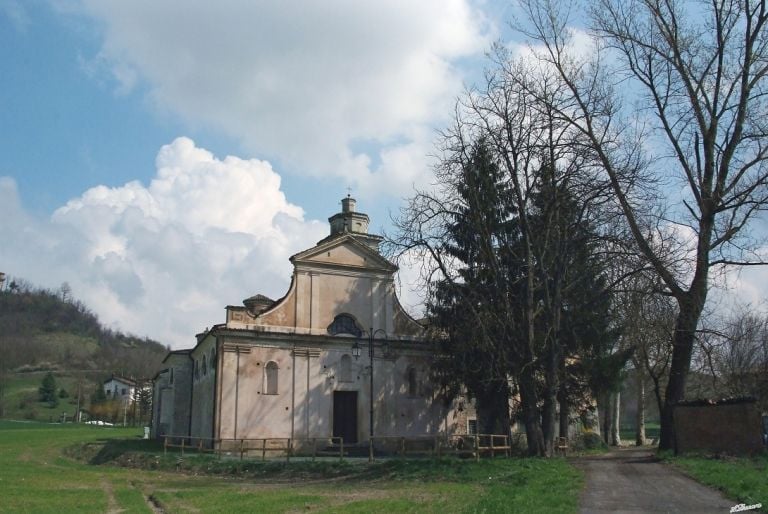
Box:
[333,391,358,444]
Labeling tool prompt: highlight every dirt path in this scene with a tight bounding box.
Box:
[571,447,736,513]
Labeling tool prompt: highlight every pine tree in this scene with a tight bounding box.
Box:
[429,137,517,435]
[38,372,58,407]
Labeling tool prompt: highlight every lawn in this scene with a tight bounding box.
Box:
[661,452,768,510]
[619,421,660,444]
[0,420,583,513]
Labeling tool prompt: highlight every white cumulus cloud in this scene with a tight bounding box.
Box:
[1,138,326,348]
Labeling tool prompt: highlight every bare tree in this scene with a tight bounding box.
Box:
[392,50,624,455]
[518,0,768,449]
[697,305,768,408]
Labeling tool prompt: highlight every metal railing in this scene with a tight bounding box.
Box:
[365,434,511,462]
[161,433,511,463]
[162,435,344,461]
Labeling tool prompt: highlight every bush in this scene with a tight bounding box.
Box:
[575,431,607,451]
[58,388,69,399]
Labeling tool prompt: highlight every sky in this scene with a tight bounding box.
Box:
[0,0,516,347]
[1,1,765,349]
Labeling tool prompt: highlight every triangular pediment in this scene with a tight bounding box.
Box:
[290,234,397,272]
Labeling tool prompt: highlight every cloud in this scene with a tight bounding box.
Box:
[1,138,326,348]
[64,1,491,198]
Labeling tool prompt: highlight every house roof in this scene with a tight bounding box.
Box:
[161,348,192,364]
[290,232,397,273]
[244,294,274,303]
[103,374,137,386]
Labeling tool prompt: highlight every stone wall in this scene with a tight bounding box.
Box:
[673,398,765,455]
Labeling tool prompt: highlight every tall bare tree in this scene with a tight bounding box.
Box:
[393,50,623,455]
[518,0,768,449]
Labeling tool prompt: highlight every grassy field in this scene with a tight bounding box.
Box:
[0,420,583,513]
[2,371,92,422]
[619,422,660,444]
[661,452,768,510]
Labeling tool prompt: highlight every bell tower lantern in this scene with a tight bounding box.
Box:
[329,195,370,236]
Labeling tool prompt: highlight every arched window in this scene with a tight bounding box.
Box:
[339,354,352,382]
[265,361,279,395]
[327,314,362,337]
[407,367,418,396]
[202,355,207,376]
[210,348,217,373]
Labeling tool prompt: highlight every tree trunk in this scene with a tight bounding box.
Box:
[659,292,706,450]
[600,393,611,444]
[541,339,560,455]
[476,381,511,435]
[518,365,545,456]
[635,368,646,446]
[592,404,601,437]
[558,380,569,439]
[610,391,621,446]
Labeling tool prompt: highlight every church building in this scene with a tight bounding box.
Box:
[152,197,470,446]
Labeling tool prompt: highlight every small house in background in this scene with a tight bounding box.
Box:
[103,375,137,403]
[673,397,766,455]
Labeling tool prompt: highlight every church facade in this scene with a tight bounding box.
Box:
[151,197,471,445]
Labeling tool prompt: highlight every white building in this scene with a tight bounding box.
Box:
[103,375,137,404]
[152,197,470,445]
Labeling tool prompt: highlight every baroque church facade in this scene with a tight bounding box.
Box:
[152,197,471,445]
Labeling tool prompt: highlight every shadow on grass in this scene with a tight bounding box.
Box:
[67,436,566,485]
[68,437,165,465]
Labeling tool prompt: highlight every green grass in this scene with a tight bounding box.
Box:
[660,452,768,509]
[619,421,660,443]
[0,421,583,513]
[2,370,96,422]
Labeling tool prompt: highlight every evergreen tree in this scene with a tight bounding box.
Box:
[429,137,516,435]
[91,383,107,404]
[38,372,58,407]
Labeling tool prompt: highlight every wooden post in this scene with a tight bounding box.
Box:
[181,438,185,457]
[339,438,344,462]
[474,435,479,462]
[262,439,267,461]
[369,437,374,463]
[400,437,405,457]
[436,436,441,458]
[490,436,495,458]
[312,438,317,462]
[163,436,167,456]
[239,439,244,461]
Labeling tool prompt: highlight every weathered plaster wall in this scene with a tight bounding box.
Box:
[190,336,216,440]
[170,356,192,437]
[151,373,168,438]
[214,338,457,443]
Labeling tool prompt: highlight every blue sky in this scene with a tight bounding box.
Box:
[1,1,765,348]
[0,1,513,346]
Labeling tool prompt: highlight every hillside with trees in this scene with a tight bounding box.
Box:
[0,277,167,422]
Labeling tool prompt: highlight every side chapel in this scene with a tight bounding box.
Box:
[152,197,471,445]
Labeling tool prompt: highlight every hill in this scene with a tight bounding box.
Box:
[0,277,168,422]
